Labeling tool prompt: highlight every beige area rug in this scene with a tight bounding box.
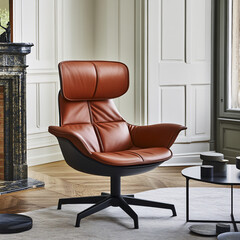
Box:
[1,187,240,240]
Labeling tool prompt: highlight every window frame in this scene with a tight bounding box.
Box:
[218,0,240,119]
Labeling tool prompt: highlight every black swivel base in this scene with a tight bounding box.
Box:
[57,176,176,229]
[0,214,32,234]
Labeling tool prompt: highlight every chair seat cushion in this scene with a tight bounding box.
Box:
[91,147,172,166]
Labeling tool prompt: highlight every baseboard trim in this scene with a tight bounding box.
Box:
[27,152,63,166]
[161,154,203,166]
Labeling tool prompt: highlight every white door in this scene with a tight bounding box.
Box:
[148,0,212,165]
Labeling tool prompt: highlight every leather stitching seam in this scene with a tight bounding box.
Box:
[127,151,144,162]
[95,120,125,124]
[91,62,99,99]
[87,101,104,152]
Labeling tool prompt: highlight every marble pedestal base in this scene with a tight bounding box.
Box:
[0,178,44,195]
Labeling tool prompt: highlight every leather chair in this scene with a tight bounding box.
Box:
[49,61,186,229]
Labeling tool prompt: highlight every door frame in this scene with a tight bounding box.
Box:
[215,0,240,162]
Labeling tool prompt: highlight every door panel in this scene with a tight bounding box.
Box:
[160,86,186,125]
[148,0,212,162]
[192,85,210,139]
[161,0,185,61]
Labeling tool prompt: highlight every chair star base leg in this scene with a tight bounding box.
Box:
[57,176,176,228]
[75,196,139,229]
[123,196,177,217]
[117,197,139,229]
[75,197,112,227]
[58,196,105,210]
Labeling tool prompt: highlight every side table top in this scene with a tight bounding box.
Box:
[181,165,240,185]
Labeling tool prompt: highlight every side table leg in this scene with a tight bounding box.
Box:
[186,178,189,222]
[230,185,238,232]
[231,185,233,216]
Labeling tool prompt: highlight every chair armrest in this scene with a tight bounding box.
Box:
[48,126,92,156]
[128,123,187,148]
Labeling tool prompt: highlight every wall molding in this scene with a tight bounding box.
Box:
[27,149,63,166]
[134,0,147,125]
[27,132,58,149]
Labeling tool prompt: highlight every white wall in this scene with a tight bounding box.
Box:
[13,0,142,166]
[13,0,208,167]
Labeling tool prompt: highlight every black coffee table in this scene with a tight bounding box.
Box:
[182,165,240,232]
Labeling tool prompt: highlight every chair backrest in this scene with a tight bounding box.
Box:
[58,61,133,153]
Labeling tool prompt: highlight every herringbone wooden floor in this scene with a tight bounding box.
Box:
[0,161,210,214]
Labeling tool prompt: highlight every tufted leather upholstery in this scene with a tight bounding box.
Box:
[49,61,186,166]
[59,61,129,101]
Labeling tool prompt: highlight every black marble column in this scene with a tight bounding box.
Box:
[0,43,33,181]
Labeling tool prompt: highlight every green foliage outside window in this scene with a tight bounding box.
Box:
[0,9,9,35]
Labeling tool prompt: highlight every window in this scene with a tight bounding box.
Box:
[229,0,240,110]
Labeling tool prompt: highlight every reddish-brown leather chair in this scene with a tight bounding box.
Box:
[49,61,186,229]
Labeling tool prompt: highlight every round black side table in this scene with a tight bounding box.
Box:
[182,165,240,233]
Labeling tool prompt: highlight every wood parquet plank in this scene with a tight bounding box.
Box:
[0,188,67,214]
[0,160,216,214]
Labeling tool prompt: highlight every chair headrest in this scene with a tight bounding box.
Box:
[59,61,129,101]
